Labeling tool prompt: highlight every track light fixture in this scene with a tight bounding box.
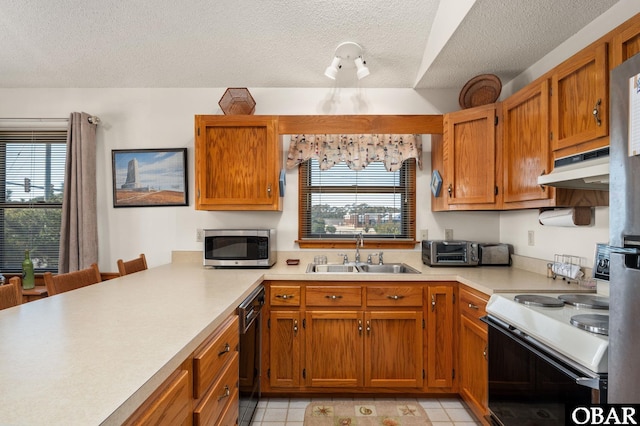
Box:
[325,41,370,80]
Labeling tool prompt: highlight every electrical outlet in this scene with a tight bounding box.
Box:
[528,230,535,246]
[196,228,204,242]
[420,229,428,240]
[444,228,453,241]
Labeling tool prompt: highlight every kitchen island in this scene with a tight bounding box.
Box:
[0,253,593,425]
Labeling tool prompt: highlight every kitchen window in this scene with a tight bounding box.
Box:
[297,158,416,249]
[0,130,67,273]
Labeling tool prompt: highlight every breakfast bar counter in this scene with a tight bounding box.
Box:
[0,254,593,425]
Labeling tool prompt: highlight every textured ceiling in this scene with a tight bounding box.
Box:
[0,0,619,89]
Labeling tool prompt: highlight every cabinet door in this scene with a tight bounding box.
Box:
[305,310,363,388]
[364,311,423,388]
[443,104,498,207]
[551,43,608,151]
[611,15,640,68]
[269,310,302,388]
[195,115,282,211]
[459,315,488,420]
[502,80,553,206]
[426,285,455,389]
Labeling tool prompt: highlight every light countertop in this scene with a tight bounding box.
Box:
[0,253,595,425]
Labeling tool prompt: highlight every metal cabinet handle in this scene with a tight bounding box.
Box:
[218,385,230,401]
[593,98,602,126]
[267,183,272,196]
[358,320,363,335]
[483,345,487,360]
[468,303,479,310]
[218,343,231,356]
[275,294,294,299]
[366,320,371,334]
[431,294,436,312]
[325,295,343,300]
[293,319,298,334]
[447,183,452,198]
[387,295,404,300]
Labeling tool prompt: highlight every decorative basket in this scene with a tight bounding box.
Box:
[458,74,502,109]
[218,88,256,115]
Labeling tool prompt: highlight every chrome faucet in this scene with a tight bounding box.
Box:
[355,232,364,263]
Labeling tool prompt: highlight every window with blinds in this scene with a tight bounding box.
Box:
[0,130,67,273]
[298,158,416,247]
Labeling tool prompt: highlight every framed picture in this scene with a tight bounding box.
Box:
[112,148,188,207]
[431,170,443,197]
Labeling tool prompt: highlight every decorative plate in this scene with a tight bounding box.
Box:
[458,74,502,109]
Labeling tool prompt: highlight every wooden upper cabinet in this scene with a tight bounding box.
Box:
[195,115,282,211]
[611,13,640,68]
[502,79,553,207]
[443,104,500,208]
[551,42,608,152]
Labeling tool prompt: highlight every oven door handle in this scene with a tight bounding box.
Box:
[575,377,601,390]
[485,316,601,389]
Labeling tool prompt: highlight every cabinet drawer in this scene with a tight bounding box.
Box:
[306,286,362,307]
[124,369,191,426]
[217,385,239,426]
[459,287,488,323]
[193,352,239,426]
[366,286,423,307]
[270,285,301,307]
[193,315,239,398]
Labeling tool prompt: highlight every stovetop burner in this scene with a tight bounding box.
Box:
[559,294,609,309]
[514,294,565,307]
[486,293,609,373]
[570,314,609,336]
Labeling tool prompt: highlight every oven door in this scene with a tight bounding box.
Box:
[485,316,607,426]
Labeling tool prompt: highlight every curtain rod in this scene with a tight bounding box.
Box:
[0,116,100,124]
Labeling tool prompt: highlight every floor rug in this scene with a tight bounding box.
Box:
[304,400,429,425]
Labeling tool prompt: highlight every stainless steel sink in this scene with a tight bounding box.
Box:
[358,263,421,274]
[306,262,421,274]
[306,264,360,273]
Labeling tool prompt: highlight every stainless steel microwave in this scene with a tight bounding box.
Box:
[203,229,276,268]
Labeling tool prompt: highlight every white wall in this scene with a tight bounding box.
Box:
[497,0,640,264]
[0,87,501,272]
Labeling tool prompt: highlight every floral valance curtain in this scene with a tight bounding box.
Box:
[286,134,422,171]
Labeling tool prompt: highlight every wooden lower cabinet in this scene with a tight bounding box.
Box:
[365,310,424,388]
[305,310,364,387]
[264,281,443,395]
[426,284,455,390]
[125,314,240,426]
[458,286,489,424]
[124,369,192,426]
[269,310,302,388]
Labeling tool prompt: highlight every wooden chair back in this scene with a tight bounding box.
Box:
[0,277,23,309]
[43,263,102,296]
[117,253,148,276]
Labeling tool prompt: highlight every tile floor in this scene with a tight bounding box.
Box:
[250,397,481,426]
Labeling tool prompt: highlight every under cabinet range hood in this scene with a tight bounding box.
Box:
[537,147,609,190]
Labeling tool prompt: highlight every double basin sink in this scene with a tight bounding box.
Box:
[306,262,421,274]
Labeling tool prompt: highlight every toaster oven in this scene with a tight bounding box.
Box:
[422,240,479,266]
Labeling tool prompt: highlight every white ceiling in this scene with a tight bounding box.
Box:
[0,0,619,90]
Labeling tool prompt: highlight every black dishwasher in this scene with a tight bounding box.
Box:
[237,285,265,426]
